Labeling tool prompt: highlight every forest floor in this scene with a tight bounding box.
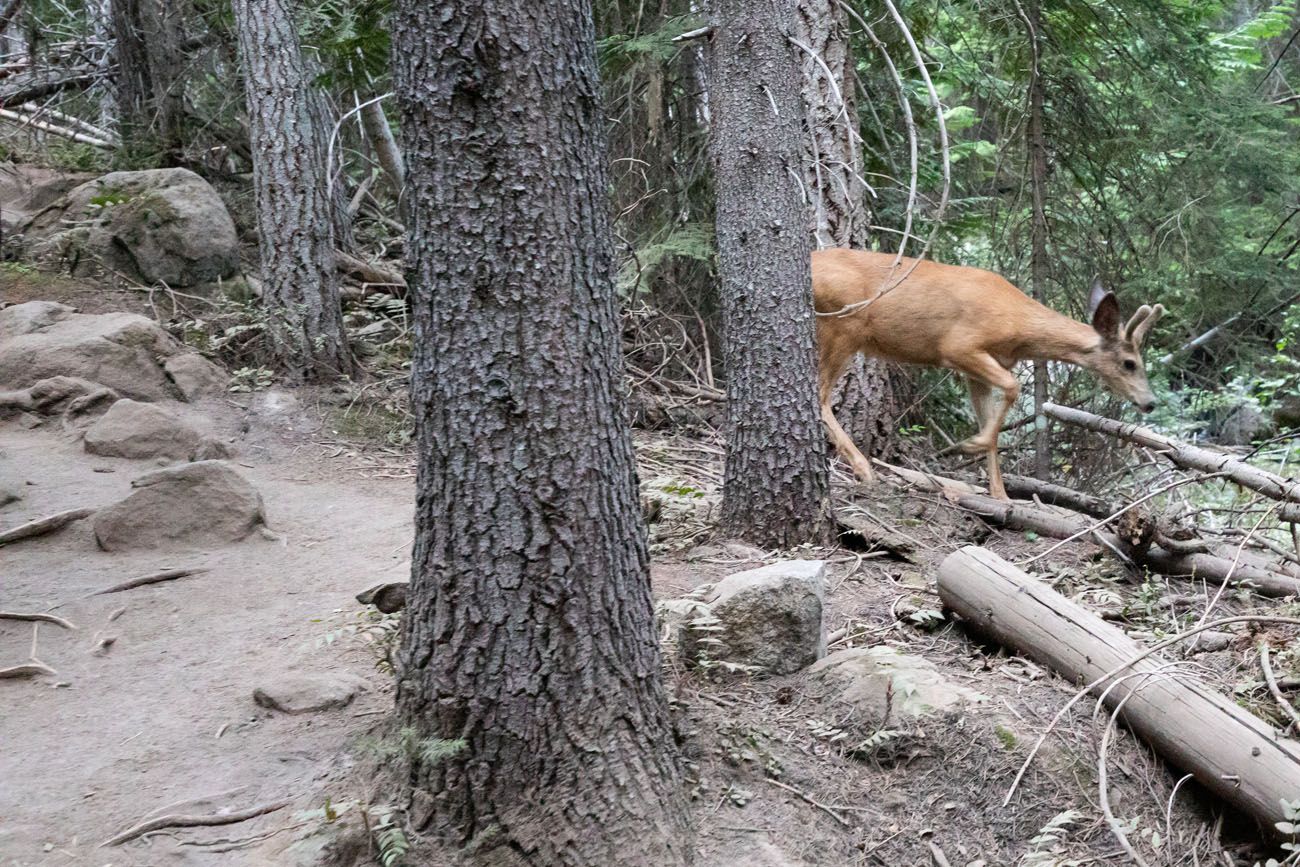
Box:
[0,274,1288,867]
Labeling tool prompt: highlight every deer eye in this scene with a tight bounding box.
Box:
[1122,359,1137,372]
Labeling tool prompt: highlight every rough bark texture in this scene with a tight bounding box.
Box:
[710,0,835,547]
[391,2,692,864]
[796,0,901,462]
[231,0,352,382]
[1025,1,1052,480]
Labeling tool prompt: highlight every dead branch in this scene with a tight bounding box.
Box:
[0,662,56,679]
[101,800,289,847]
[1001,474,1112,519]
[1260,642,1300,733]
[335,249,406,294]
[94,568,209,596]
[1044,402,1300,522]
[0,65,100,108]
[0,611,75,629]
[0,507,94,546]
[0,107,115,147]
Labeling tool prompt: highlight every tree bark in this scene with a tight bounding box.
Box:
[1024,0,1052,480]
[796,0,901,462]
[391,2,692,864]
[710,0,835,548]
[231,0,352,381]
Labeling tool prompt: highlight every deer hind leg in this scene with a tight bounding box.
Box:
[953,355,1019,500]
[819,345,875,483]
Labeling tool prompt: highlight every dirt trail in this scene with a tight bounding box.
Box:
[0,392,413,866]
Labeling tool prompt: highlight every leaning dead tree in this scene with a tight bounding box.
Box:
[939,547,1300,834]
[1045,402,1300,523]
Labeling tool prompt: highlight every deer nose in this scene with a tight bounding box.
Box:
[1140,401,1156,414]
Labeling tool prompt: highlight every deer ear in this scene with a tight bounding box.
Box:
[1131,303,1165,348]
[1124,305,1153,343]
[1090,290,1121,339]
[1087,276,1107,315]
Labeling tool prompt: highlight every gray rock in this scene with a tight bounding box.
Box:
[0,485,22,509]
[808,646,987,722]
[1275,397,1300,430]
[356,581,408,614]
[673,560,826,675]
[1213,404,1269,446]
[83,399,203,460]
[23,168,240,287]
[93,460,265,551]
[0,300,76,340]
[164,353,229,400]
[253,673,365,714]
[0,302,185,400]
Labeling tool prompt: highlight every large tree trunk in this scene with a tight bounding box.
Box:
[391,2,692,864]
[796,0,901,463]
[231,0,352,381]
[710,0,835,548]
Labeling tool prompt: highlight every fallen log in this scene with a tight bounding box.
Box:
[937,546,1300,833]
[1044,402,1300,523]
[1001,474,1112,519]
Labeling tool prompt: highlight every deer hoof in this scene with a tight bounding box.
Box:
[956,437,991,455]
[852,460,876,483]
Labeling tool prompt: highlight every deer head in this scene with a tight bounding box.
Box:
[1086,277,1164,414]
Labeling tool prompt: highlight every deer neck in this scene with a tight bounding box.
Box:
[1019,304,1101,368]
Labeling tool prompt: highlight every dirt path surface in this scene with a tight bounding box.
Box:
[1,393,413,866]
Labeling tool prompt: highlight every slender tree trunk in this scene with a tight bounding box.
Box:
[109,0,184,162]
[231,0,352,381]
[796,0,901,462]
[1025,0,1052,480]
[359,96,404,193]
[87,0,117,133]
[710,0,835,547]
[391,1,692,864]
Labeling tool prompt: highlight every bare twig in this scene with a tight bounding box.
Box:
[0,507,94,546]
[765,778,851,827]
[0,662,56,679]
[94,568,209,596]
[1260,642,1300,733]
[101,800,289,847]
[0,611,76,629]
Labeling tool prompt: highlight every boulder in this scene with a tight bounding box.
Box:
[0,163,93,236]
[1275,396,1300,431]
[164,353,229,400]
[1212,404,1269,446]
[669,560,826,675]
[93,460,264,551]
[22,168,239,287]
[0,302,187,401]
[253,673,365,714]
[808,646,987,722]
[83,399,203,461]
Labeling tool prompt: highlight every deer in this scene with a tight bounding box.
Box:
[813,248,1165,500]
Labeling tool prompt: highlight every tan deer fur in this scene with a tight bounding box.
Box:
[814,249,1164,499]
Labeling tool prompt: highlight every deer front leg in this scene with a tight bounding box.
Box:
[819,345,875,483]
[954,356,1019,500]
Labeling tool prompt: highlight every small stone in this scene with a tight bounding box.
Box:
[253,673,365,714]
[17,412,42,429]
[0,485,22,508]
[809,646,987,722]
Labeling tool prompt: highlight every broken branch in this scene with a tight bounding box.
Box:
[94,568,209,596]
[101,799,289,847]
[0,507,94,546]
